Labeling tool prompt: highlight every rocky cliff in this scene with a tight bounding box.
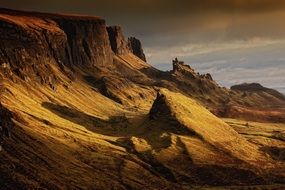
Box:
[107,26,129,55]
[0,8,113,89]
[128,37,146,62]
[107,27,147,62]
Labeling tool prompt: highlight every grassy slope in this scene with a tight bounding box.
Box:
[152,89,266,163]
[0,54,284,189]
[0,63,175,189]
[224,118,285,176]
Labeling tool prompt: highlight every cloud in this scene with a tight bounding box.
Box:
[5,0,285,13]
[3,0,285,19]
[146,38,285,93]
[3,1,285,43]
[145,38,284,65]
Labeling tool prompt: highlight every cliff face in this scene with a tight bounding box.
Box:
[0,8,113,88]
[107,26,129,55]
[55,17,113,68]
[128,37,146,62]
[106,26,147,62]
[0,8,148,91]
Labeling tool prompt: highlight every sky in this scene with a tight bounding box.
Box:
[1,0,285,93]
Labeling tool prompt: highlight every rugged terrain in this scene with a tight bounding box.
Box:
[0,8,284,189]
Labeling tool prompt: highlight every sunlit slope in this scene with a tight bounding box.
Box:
[148,89,268,164]
[224,118,285,178]
[115,89,282,186]
[0,76,175,189]
[1,76,283,188]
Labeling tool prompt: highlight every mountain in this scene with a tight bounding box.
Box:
[231,83,285,101]
[228,83,285,122]
[0,8,284,189]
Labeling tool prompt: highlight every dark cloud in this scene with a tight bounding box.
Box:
[1,1,285,45]
[2,0,285,53]
[2,0,285,16]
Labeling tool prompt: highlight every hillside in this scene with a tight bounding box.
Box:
[0,8,284,189]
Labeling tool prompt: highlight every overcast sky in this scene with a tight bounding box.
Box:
[1,0,285,93]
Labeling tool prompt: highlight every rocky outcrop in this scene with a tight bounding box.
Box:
[171,58,196,78]
[201,73,213,80]
[107,26,129,55]
[128,37,146,62]
[171,58,213,81]
[149,91,168,120]
[106,27,147,62]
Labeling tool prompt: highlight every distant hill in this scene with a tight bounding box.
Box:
[231,83,285,101]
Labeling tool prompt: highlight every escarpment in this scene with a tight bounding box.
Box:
[107,26,129,55]
[107,26,147,62]
[0,8,113,89]
[128,37,146,62]
[0,8,150,90]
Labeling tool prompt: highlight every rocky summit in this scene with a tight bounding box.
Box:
[128,37,147,62]
[0,8,284,190]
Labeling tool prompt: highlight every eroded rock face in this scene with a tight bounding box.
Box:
[128,37,146,62]
[0,8,113,88]
[107,26,129,55]
[106,28,147,62]
[149,91,168,120]
[55,17,113,68]
[201,73,213,80]
[171,58,196,78]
